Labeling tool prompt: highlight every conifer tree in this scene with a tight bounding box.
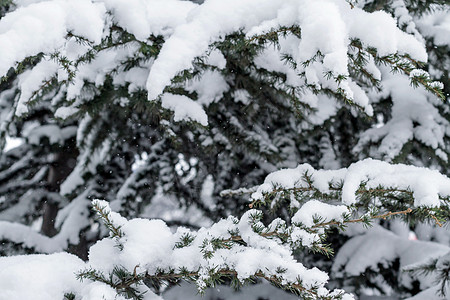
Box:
[0,0,449,299]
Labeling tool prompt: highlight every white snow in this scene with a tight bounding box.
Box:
[16,60,59,116]
[0,0,433,130]
[333,225,450,291]
[186,70,229,106]
[0,1,447,299]
[85,201,349,298]
[101,0,196,41]
[161,93,208,125]
[252,158,450,207]
[416,9,450,47]
[0,0,106,77]
[0,253,85,300]
[355,71,450,161]
[292,200,349,227]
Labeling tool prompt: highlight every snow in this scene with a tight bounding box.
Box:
[0,189,93,253]
[67,45,140,100]
[115,65,151,93]
[0,253,85,300]
[355,71,450,161]
[307,94,339,125]
[252,158,450,207]
[25,124,76,145]
[60,132,115,195]
[145,0,428,105]
[54,106,79,119]
[140,189,213,228]
[146,0,283,99]
[297,1,349,76]
[0,0,434,132]
[343,7,427,61]
[290,227,320,247]
[0,0,106,77]
[16,60,59,116]
[254,41,304,87]
[204,49,227,69]
[161,93,208,125]
[0,221,63,253]
[292,200,349,227]
[341,159,449,206]
[416,9,450,47]
[85,201,350,298]
[348,80,373,116]
[3,136,24,152]
[406,285,444,300]
[101,0,196,41]
[410,68,430,78]
[186,70,229,106]
[333,225,450,291]
[0,249,162,300]
[0,1,448,299]
[200,174,216,210]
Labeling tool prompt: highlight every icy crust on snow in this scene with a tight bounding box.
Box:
[252,158,450,207]
[333,225,450,292]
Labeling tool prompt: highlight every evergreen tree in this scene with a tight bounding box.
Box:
[0,0,449,299]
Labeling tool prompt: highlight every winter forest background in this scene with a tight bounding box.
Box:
[0,0,449,299]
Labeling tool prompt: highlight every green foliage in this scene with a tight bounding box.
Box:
[63,292,76,300]
[77,266,147,300]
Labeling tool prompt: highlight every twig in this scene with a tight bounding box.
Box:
[311,208,413,228]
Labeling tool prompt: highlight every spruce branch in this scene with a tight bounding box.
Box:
[310,208,413,229]
[187,207,414,258]
[245,25,302,45]
[92,200,124,239]
[26,77,58,105]
[426,209,444,227]
[144,268,340,300]
[77,264,345,300]
[349,38,445,100]
[77,266,146,300]
[220,186,259,197]
[63,292,76,300]
[249,185,417,208]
